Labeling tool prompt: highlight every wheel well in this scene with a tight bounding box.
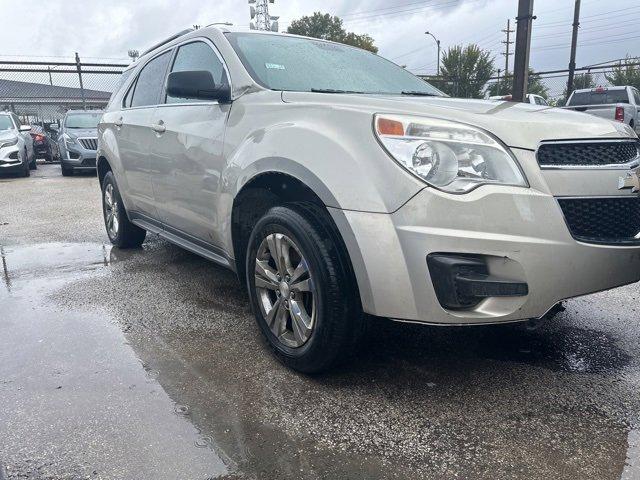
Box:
[232,172,345,286]
[97,156,112,186]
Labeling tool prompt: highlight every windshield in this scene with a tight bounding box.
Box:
[225,32,443,96]
[0,116,14,131]
[64,112,102,129]
[568,89,629,106]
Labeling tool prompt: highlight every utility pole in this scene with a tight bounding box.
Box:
[566,0,581,98]
[512,0,535,102]
[75,52,86,110]
[501,19,514,78]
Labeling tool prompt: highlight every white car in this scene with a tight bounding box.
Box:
[97,27,640,372]
[489,93,549,106]
[0,112,35,176]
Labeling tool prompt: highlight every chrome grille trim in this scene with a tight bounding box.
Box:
[78,137,98,151]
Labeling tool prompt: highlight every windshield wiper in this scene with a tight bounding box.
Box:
[401,91,440,97]
[310,88,366,94]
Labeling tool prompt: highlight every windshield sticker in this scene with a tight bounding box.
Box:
[265,63,286,70]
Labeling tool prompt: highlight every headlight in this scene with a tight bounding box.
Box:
[62,133,76,148]
[374,114,527,193]
[0,137,18,149]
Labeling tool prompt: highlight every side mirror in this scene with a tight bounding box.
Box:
[166,70,231,103]
[19,125,32,132]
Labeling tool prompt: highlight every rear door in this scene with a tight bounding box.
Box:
[117,50,172,221]
[148,40,232,247]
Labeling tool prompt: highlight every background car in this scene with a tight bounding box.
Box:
[57,110,102,176]
[489,93,549,105]
[563,85,640,134]
[0,112,33,177]
[30,125,60,163]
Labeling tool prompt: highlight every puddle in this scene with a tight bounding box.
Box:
[1,242,111,292]
[0,243,231,479]
[621,426,640,479]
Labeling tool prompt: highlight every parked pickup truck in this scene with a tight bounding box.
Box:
[564,86,640,134]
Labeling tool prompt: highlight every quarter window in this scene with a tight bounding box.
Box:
[166,41,227,104]
[130,51,172,108]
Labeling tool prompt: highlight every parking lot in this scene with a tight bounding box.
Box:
[0,163,637,479]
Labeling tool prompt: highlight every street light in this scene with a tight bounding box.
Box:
[424,31,441,76]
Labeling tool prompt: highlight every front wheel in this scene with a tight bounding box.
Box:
[101,171,146,248]
[246,204,363,373]
[29,158,37,170]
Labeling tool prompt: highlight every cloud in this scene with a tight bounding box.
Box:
[0,0,636,73]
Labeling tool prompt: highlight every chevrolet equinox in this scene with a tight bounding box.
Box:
[97,26,640,373]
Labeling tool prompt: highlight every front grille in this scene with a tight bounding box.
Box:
[558,197,640,244]
[82,158,96,167]
[538,140,639,167]
[79,138,98,150]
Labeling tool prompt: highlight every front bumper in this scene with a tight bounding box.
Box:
[331,153,640,325]
[0,146,25,174]
[61,141,97,170]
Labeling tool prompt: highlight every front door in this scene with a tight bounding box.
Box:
[148,40,231,247]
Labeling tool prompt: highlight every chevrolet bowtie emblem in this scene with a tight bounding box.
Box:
[618,167,640,194]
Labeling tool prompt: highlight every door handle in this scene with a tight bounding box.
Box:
[152,121,166,134]
[114,117,123,129]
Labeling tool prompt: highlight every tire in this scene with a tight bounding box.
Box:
[246,203,363,373]
[61,165,73,176]
[101,171,146,248]
[29,158,37,170]
[23,151,30,177]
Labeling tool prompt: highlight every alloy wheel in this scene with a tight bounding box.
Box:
[104,183,120,239]
[254,233,316,348]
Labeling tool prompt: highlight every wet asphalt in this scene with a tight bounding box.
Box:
[1,163,639,480]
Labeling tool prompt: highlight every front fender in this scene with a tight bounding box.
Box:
[221,105,424,213]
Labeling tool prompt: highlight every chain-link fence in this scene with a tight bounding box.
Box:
[420,61,640,105]
[0,55,127,125]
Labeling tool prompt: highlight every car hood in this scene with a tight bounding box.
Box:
[0,130,18,143]
[64,128,97,139]
[281,92,636,150]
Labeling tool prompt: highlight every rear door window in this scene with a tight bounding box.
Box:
[130,51,172,108]
[165,41,228,104]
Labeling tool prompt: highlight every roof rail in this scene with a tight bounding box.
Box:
[141,28,194,57]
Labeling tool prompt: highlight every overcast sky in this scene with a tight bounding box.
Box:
[1,0,638,74]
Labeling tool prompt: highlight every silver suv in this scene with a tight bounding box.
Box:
[58,110,102,176]
[97,27,640,373]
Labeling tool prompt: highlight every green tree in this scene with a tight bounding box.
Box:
[605,57,640,90]
[487,68,549,99]
[287,12,378,53]
[527,70,549,98]
[439,45,494,98]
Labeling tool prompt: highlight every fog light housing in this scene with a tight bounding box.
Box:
[427,253,528,310]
